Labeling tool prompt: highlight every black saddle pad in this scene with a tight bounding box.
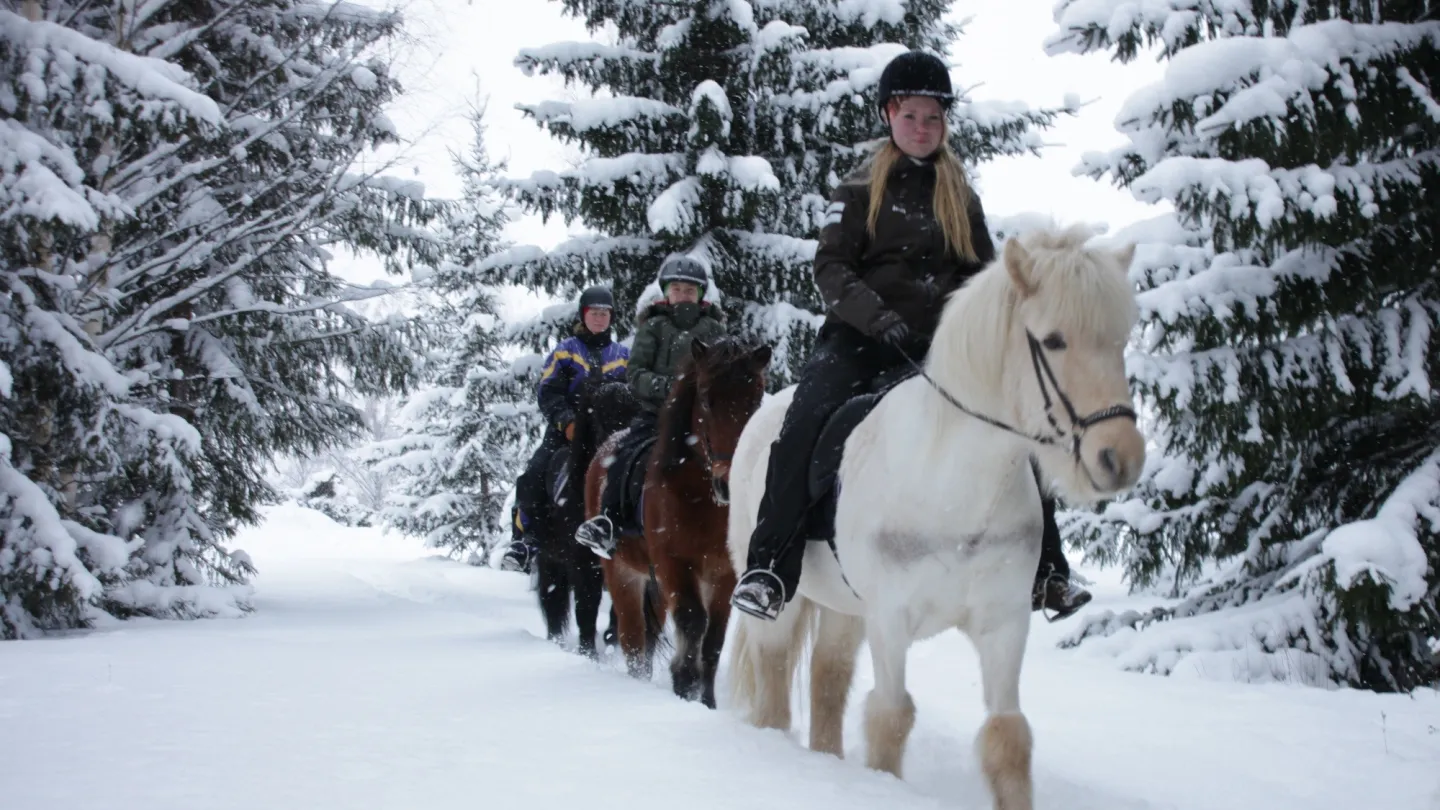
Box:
[545,445,571,506]
[802,365,917,543]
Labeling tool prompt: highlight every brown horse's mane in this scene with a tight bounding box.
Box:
[653,337,758,474]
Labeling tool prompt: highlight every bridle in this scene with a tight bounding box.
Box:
[694,395,732,471]
[898,329,1137,466]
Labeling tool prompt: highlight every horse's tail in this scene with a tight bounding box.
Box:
[643,572,671,656]
[726,594,817,728]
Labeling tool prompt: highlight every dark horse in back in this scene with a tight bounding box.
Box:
[535,377,638,658]
[584,337,771,706]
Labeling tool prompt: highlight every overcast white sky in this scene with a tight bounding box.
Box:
[347,0,1170,317]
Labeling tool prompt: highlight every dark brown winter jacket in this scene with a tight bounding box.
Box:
[814,155,996,341]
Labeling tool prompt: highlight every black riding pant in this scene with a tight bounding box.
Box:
[516,430,567,533]
[600,409,659,530]
[744,323,919,601]
[1037,492,1069,581]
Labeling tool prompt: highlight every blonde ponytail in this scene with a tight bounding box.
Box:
[932,146,979,262]
[864,140,902,241]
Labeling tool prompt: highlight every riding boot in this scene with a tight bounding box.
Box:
[500,532,538,573]
[574,515,615,559]
[576,434,639,558]
[732,460,812,622]
[1031,493,1091,620]
[1033,574,1092,620]
[733,462,810,623]
[733,326,887,622]
[732,568,789,622]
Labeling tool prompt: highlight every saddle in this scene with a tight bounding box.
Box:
[611,433,656,533]
[800,365,917,544]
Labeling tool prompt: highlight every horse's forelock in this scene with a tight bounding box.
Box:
[1023,230,1138,346]
[655,338,765,471]
[1017,222,1094,253]
[929,224,1137,401]
[687,338,767,391]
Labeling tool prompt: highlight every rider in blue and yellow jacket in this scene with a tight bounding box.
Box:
[500,286,629,573]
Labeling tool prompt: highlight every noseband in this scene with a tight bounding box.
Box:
[900,330,1137,462]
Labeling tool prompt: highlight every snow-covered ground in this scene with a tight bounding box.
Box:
[3,503,1438,810]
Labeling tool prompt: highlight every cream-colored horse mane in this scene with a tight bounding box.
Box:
[926,223,1138,416]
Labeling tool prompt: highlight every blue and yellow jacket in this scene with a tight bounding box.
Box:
[537,327,629,435]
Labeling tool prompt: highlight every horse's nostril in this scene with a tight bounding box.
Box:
[1098,448,1119,478]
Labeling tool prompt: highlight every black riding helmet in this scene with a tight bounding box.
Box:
[657,254,708,297]
[875,50,955,124]
[577,285,614,320]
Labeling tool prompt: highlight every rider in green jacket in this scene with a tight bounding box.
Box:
[574,254,727,557]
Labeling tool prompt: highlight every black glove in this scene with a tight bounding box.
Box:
[875,318,910,348]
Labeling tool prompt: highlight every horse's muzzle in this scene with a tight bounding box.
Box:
[1080,420,1145,493]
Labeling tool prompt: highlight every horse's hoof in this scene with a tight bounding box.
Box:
[671,670,703,703]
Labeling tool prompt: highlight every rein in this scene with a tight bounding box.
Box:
[694,398,731,468]
[896,329,1136,462]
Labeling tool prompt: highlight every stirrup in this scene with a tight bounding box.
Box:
[499,543,532,573]
[574,515,616,559]
[731,569,786,622]
[1036,575,1091,623]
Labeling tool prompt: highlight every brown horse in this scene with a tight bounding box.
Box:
[584,337,772,707]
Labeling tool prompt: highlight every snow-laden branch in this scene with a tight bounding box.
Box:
[514,41,656,75]
[517,97,683,132]
[1046,0,1262,57]
[1117,21,1440,134]
[103,144,422,346]
[0,9,221,123]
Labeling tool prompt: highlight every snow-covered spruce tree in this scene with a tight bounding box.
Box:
[1,2,231,636]
[2,0,443,636]
[367,103,542,559]
[487,0,1070,383]
[103,0,447,614]
[1047,1,1440,691]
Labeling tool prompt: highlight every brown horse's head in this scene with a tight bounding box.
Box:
[657,337,772,505]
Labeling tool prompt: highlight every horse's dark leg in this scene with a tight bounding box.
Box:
[537,553,570,646]
[604,604,618,647]
[698,570,736,710]
[573,556,604,660]
[663,566,708,703]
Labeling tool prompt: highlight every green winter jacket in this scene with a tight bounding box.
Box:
[628,300,728,412]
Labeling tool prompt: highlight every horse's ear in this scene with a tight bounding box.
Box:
[1114,242,1137,275]
[691,339,710,360]
[1004,238,1038,298]
[748,344,773,370]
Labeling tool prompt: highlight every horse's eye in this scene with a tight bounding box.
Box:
[1041,332,1066,351]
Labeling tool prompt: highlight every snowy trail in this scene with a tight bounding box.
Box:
[2,504,1438,810]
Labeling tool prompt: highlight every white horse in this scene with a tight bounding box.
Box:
[725,225,1144,810]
